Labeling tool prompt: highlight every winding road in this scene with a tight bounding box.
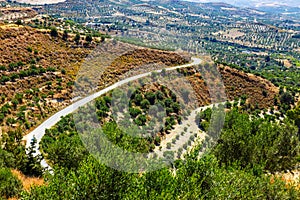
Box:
[23,57,202,172]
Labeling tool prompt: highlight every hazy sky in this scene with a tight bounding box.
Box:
[184,0,300,7]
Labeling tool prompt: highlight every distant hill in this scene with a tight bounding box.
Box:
[184,0,300,8]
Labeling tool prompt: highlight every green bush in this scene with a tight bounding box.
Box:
[171,102,180,113]
[140,99,150,110]
[190,135,195,141]
[74,33,80,44]
[129,107,142,118]
[214,109,300,172]
[183,143,188,149]
[85,34,93,43]
[134,114,147,126]
[26,46,33,52]
[0,76,10,83]
[154,136,161,145]
[167,143,172,149]
[61,68,66,75]
[0,168,22,199]
[133,94,143,106]
[145,92,156,104]
[50,27,58,37]
[62,30,68,41]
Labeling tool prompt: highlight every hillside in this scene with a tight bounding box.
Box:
[0,23,281,137]
[0,24,191,135]
[219,65,279,108]
[0,14,299,200]
[174,62,279,109]
[0,24,92,134]
[0,7,37,22]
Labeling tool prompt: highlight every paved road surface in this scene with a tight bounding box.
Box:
[23,57,202,172]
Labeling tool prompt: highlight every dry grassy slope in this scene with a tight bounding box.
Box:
[109,48,189,75]
[188,73,211,106]
[0,25,191,135]
[0,25,91,102]
[0,7,37,21]
[188,65,279,108]
[0,25,92,133]
[220,65,279,108]
[100,48,189,87]
[74,41,190,96]
[0,26,89,72]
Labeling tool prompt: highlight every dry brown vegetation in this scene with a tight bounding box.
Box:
[184,63,279,108]
[73,41,190,96]
[0,26,90,72]
[0,25,190,136]
[0,7,37,22]
[0,25,92,134]
[219,65,279,108]
[11,169,44,192]
[269,170,300,192]
[98,48,189,89]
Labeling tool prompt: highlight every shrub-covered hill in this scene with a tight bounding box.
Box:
[219,65,279,108]
[0,24,190,135]
[0,7,37,22]
[0,24,92,134]
[178,62,279,109]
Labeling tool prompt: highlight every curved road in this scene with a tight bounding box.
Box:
[23,57,202,172]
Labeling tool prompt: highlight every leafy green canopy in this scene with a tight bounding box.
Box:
[21,155,299,199]
[0,168,22,199]
[214,109,300,172]
[23,108,300,199]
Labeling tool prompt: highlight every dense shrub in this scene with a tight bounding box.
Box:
[0,168,22,199]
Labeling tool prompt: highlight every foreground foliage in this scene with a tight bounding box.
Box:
[21,108,300,199]
[214,109,300,172]
[21,155,299,199]
[0,168,22,199]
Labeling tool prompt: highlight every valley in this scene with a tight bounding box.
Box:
[0,0,299,199]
